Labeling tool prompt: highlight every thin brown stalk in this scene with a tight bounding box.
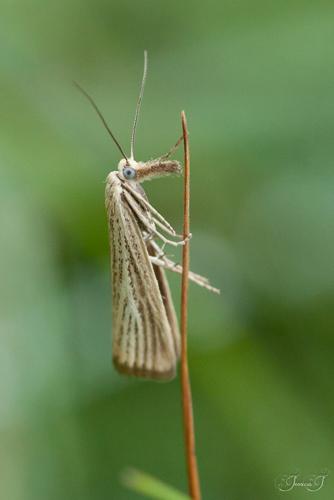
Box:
[180,111,201,500]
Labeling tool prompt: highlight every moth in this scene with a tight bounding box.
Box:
[76,52,219,381]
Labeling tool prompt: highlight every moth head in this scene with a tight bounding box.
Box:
[118,158,138,181]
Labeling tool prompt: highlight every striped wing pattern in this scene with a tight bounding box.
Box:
[105,172,180,380]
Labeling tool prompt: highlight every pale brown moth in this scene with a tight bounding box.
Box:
[76,51,219,381]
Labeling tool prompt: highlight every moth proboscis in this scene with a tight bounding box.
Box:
[75,51,219,381]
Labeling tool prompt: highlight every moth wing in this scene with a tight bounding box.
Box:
[147,241,180,358]
[106,173,179,380]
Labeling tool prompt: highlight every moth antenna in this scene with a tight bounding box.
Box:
[130,50,148,159]
[74,81,129,163]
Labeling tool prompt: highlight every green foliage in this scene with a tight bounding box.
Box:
[123,469,190,500]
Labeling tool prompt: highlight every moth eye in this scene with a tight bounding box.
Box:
[123,167,136,180]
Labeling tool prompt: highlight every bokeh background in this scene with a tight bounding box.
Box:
[1,1,333,499]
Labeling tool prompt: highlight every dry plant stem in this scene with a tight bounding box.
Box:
[180,111,201,500]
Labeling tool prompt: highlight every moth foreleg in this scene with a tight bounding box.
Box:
[123,184,177,235]
[151,216,177,237]
[124,190,190,247]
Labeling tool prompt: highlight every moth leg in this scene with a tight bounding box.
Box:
[148,240,169,260]
[149,241,166,259]
[154,231,192,248]
[151,216,178,238]
[151,256,204,282]
[149,254,220,294]
[149,239,219,292]
[123,184,178,235]
[124,190,190,247]
[149,239,209,286]
[149,256,166,266]
[143,233,153,242]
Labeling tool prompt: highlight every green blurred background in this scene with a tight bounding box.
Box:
[1,1,333,499]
